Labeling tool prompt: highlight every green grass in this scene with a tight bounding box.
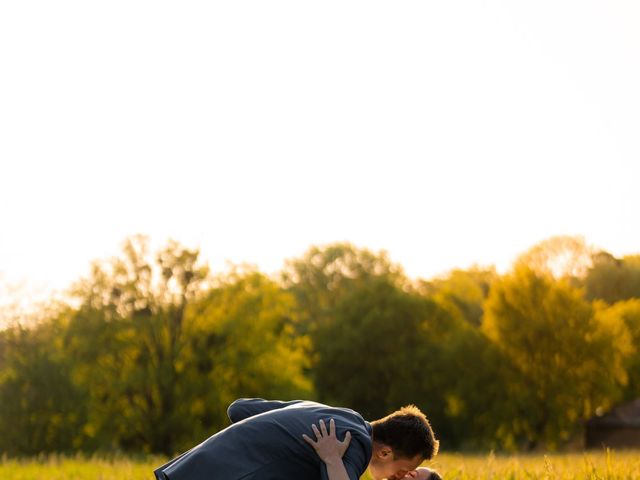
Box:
[0,454,163,480]
[414,450,640,480]
[1,451,640,479]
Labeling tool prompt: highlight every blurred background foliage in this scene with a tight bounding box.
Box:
[1,235,639,455]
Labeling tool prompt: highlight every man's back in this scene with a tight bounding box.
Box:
[154,399,373,480]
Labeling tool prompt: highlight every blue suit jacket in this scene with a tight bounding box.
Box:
[154,399,373,480]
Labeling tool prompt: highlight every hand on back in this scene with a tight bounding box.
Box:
[302,418,352,465]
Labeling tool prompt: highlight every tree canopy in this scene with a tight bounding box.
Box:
[1,235,639,454]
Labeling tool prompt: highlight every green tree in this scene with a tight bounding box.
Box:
[312,277,468,445]
[415,267,512,449]
[282,243,406,397]
[483,266,630,449]
[282,242,405,334]
[66,235,209,454]
[417,267,497,327]
[586,252,640,303]
[515,235,594,281]
[0,317,86,454]
[595,299,640,401]
[182,267,313,446]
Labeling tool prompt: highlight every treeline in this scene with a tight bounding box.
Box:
[1,235,640,455]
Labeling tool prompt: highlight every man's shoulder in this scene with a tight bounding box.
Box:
[230,398,371,437]
[281,401,367,422]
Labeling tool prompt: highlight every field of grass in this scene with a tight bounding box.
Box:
[0,454,162,480]
[1,450,640,479]
[415,450,640,480]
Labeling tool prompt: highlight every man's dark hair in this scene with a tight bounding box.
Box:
[370,405,439,460]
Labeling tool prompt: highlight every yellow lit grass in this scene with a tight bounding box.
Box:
[1,450,640,479]
[373,450,640,480]
[0,453,163,480]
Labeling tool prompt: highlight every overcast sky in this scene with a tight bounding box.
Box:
[1,0,639,303]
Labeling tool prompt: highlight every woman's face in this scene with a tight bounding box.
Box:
[367,451,423,480]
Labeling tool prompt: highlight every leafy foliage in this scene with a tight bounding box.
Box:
[483,266,631,449]
[1,235,639,454]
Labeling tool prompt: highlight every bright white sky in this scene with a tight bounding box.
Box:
[1,1,639,304]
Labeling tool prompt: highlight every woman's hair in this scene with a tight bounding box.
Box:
[370,404,439,460]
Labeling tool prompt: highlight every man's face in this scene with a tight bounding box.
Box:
[368,451,423,480]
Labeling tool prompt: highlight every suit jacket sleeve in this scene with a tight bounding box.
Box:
[227,398,305,423]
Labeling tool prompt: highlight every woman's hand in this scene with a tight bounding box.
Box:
[302,418,352,465]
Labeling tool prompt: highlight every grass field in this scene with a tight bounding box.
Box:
[419,450,640,480]
[1,450,640,479]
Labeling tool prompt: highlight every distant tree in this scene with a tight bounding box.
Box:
[515,235,594,281]
[0,318,86,454]
[183,267,313,446]
[483,265,630,449]
[311,277,462,442]
[66,235,209,454]
[586,252,640,303]
[417,266,497,326]
[596,299,640,401]
[281,243,407,396]
[65,241,314,454]
[412,268,515,448]
[281,242,406,333]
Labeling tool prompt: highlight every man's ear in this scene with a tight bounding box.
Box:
[378,445,393,459]
[372,442,394,460]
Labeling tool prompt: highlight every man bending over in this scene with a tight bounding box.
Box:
[154,398,439,480]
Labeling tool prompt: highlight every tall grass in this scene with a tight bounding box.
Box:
[414,450,640,480]
[0,453,163,480]
[1,450,640,479]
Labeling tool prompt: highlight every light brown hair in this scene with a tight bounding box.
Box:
[371,405,439,460]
